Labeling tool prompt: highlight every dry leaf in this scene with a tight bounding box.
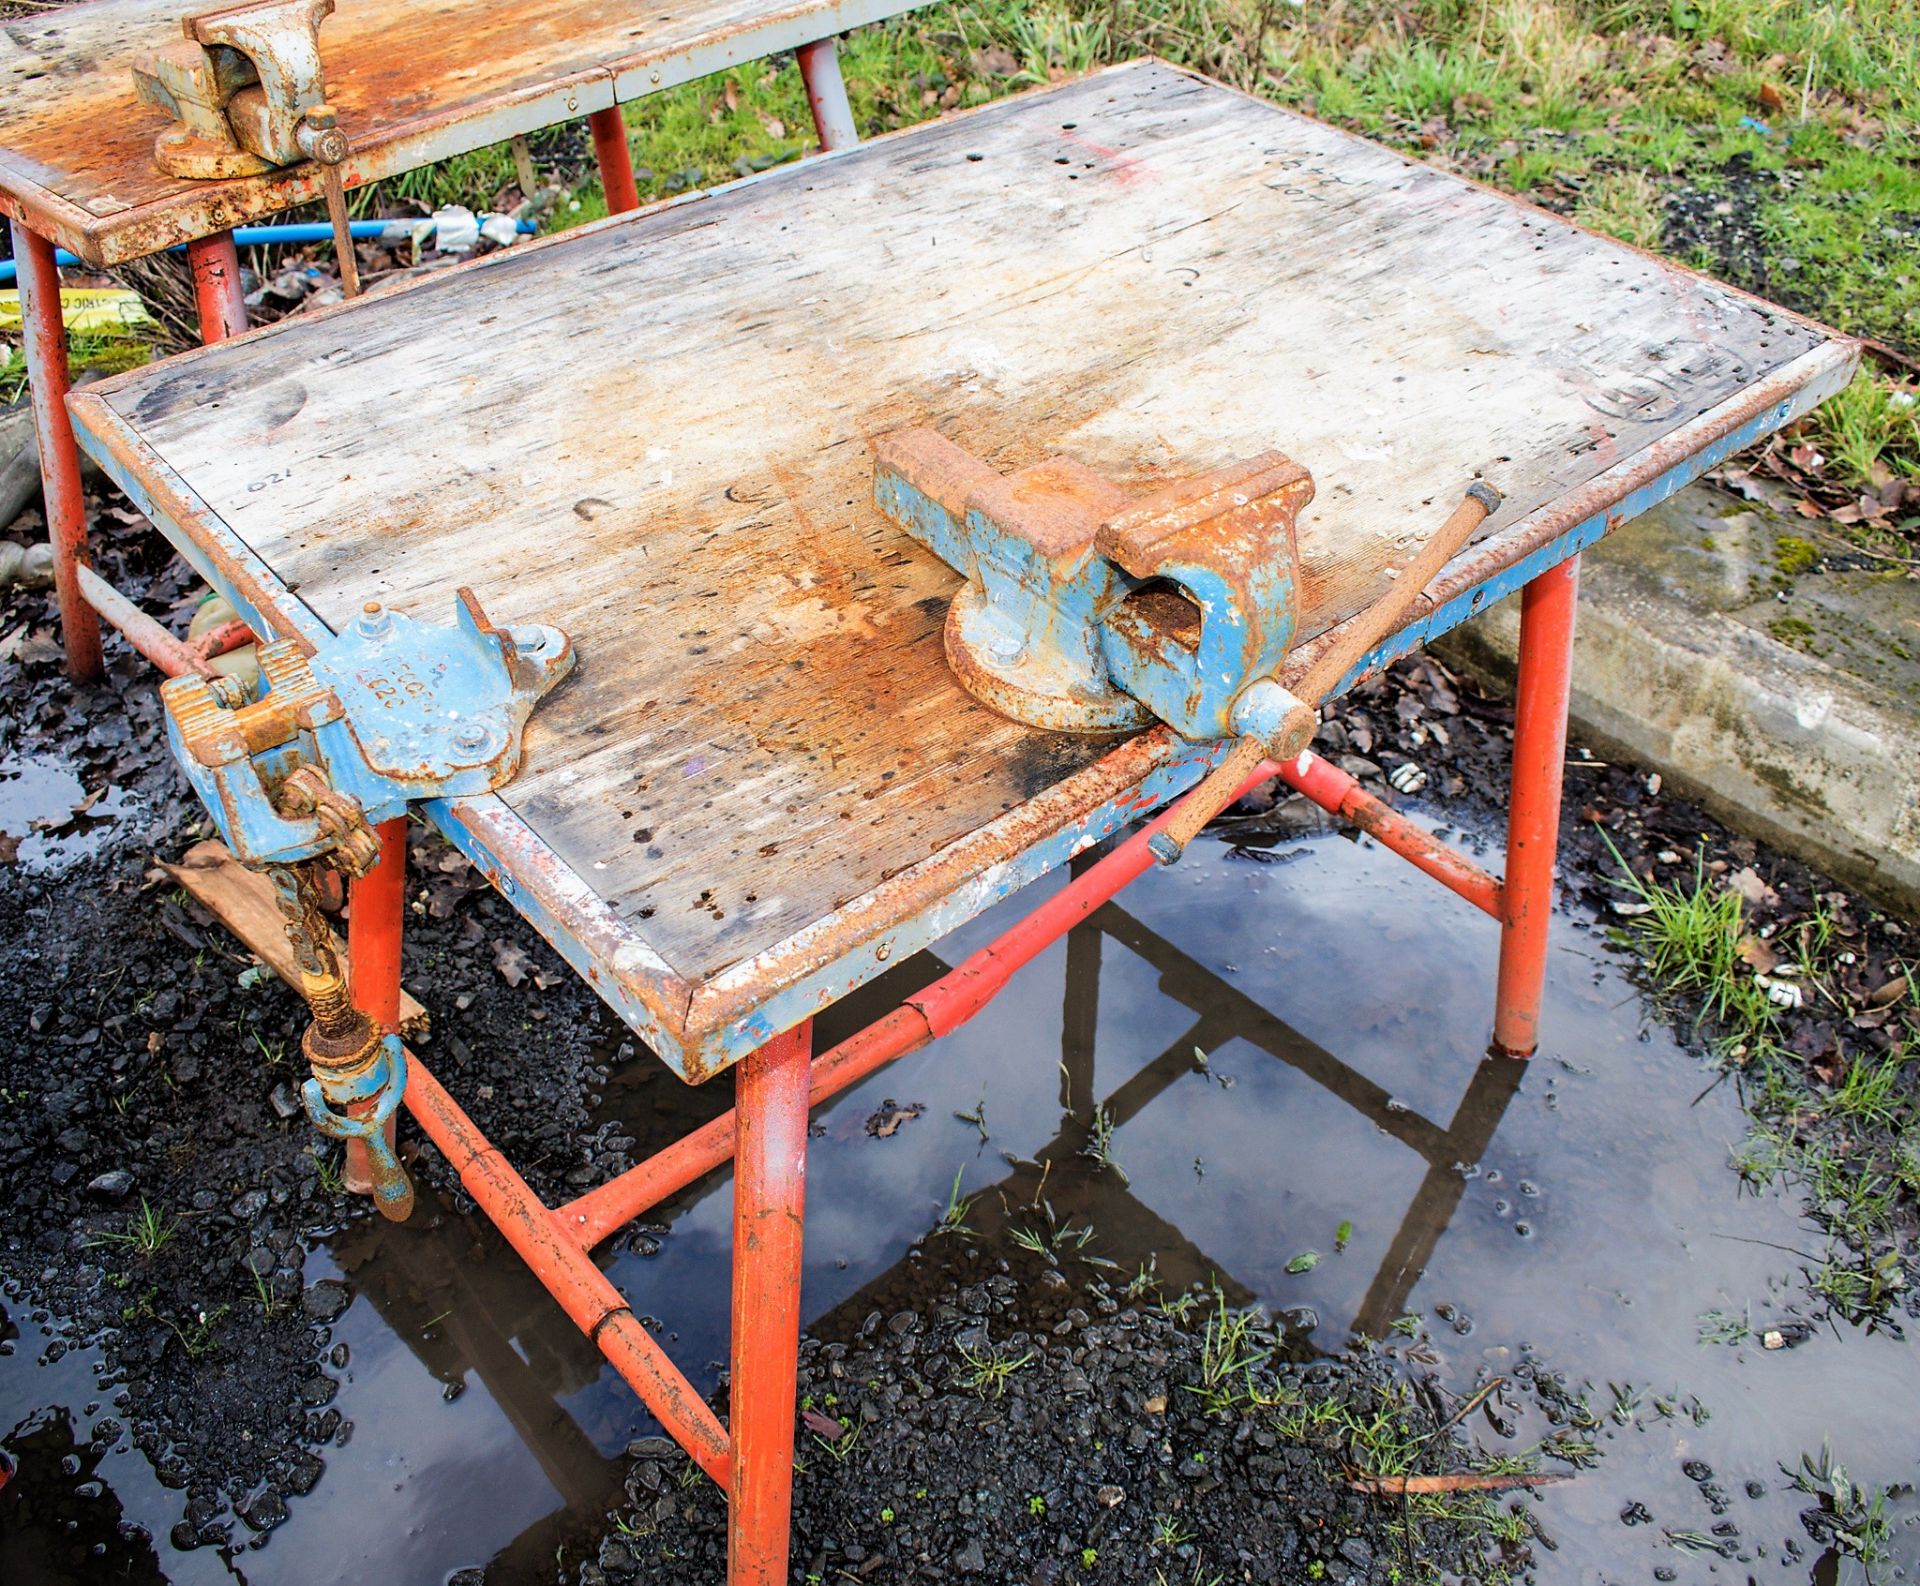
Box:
[1868,978,1910,1007]
[1348,1472,1570,1495]
[970,44,1019,76]
[1728,866,1781,911]
[1758,82,1786,112]
[14,628,62,665]
[492,939,530,987]
[1736,934,1780,974]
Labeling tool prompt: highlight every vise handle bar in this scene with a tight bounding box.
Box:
[1149,480,1503,865]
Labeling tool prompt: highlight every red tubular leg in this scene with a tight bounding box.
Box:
[1492,557,1580,1057]
[1276,750,1503,917]
[589,106,641,214]
[187,231,248,343]
[344,818,407,1192]
[728,1021,812,1586]
[402,1053,732,1482]
[796,37,858,150]
[76,565,212,679]
[10,221,102,682]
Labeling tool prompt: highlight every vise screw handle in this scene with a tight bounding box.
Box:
[1149,481,1502,865]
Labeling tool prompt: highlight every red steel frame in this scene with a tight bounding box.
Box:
[10,35,859,683]
[323,575,1576,1578]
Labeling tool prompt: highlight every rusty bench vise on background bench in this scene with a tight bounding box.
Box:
[131,0,363,288]
[872,429,1502,862]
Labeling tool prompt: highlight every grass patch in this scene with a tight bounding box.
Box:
[1576,168,1668,250]
[1185,1286,1273,1415]
[1605,831,1918,1323]
[87,1197,181,1258]
[955,1339,1035,1398]
[1784,1444,1896,1571]
[0,325,159,405]
[1603,838,1777,1050]
[1805,369,1920,491]
[1265,1371,1560,1578]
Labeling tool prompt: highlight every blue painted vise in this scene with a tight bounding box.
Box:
[872,429,1314,741]
[162,587,573,875]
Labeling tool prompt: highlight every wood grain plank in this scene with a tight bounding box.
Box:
[91,62,1832,998]
[162,838,430,1034]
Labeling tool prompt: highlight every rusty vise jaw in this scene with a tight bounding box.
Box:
[162,590,573,873]
[132,0,340,178]
[873,429,1313,740]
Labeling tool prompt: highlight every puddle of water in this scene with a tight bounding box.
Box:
[0,753,141,876]
[4,811,1918,1582]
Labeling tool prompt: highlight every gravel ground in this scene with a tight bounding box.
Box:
[591,1243,1598,1586]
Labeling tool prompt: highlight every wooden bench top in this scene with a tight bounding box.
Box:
[69,61,1857,1078]
[1,0,916,265]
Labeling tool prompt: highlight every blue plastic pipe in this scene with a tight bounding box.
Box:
[0,217,537,284]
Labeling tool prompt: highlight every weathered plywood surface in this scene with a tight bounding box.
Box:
[81,63,1837,1021]
[0,0,913,263]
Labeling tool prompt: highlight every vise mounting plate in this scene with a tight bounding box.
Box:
[163,589,573,872]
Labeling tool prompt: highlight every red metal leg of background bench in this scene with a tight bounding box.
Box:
[589,106,642,214]
[728,1019,813,1586]
[187,231,248,343]
[344,817,407,1192]
[797,37,858,150]
[10,221,103,682]
[1492,556,1580,1058]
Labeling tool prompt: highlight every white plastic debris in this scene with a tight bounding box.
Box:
[0,541,54,590]
[1646,772,1662,796]
[1389,762,1428,794]
[1762,1329,1786,1350]
[478,212,522,249]
[430,204,480,253]
[1756,974,1804,1009]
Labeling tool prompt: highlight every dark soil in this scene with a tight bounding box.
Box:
[1661,155,1798,316]
[592,1239,1598,1586]
[2,491,1915,1577]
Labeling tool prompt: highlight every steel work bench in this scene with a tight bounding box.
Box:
[3,0,923,685]
[66,61,1856,1583]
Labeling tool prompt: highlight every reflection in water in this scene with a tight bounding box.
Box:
[0,1398,166,1585]
[1067,901,1524,1342]
[6,819,1919,1582]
